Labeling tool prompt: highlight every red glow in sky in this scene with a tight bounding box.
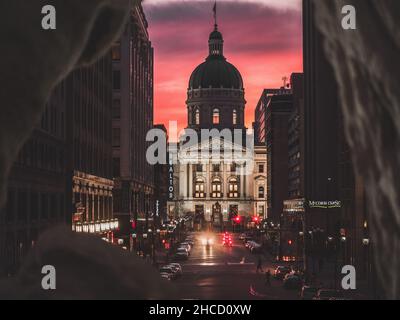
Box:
[143,0,303,135]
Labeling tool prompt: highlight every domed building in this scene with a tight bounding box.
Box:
[167,18,267,230]
[187,25,246,131]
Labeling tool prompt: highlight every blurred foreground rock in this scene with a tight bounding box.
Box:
[313,0,400,299]
[0,227,174,300]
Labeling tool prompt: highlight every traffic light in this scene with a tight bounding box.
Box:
[288,240,293,245]
[234,216,241,223]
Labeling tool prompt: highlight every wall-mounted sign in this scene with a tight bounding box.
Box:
[155,200,160,217]
[308,200,341,209]
[168,164,174,200]
[283,199,305,213]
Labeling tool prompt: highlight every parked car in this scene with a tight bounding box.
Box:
[167,263,183,276]
[300,286,320,300]
[180,242,191,251]
[274,266,292,280]
[160,272,173,281]
[239,233,246,241]
[164,264,182,277]
[159,266,178,280]
[283,274,303,290]
[313,289,345,300]
[174,247,189,260]
[177,246,190,255]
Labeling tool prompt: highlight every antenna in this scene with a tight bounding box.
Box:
[282,76,288,88]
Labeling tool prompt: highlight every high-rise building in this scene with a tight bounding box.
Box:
[303,0,373,289]
[303,0,340,235]
[66,53,115,237]
[287,73,304,200]
[280,73,305,262]
[0,83,68,275]
[255,88,292,223]
[111,2,154,250]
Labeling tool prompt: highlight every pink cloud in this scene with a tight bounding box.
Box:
[143,0,303,138]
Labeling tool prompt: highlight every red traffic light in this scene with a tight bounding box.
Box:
[235,216,240,223]
[288,240,293,245]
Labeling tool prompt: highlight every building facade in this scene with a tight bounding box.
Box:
[303,0,373,291]
[168,21,267,229]
[153,124,169,225]
[287,73,305,200]
[256,89,293,223]
[66,53,115,238]
[111,2,154,250]
[0,83,68,276]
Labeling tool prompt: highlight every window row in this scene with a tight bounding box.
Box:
[192,108,239,125]
[196,163,239,173]
[194,177,240,199]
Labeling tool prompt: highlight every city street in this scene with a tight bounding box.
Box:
[171,232,299,300]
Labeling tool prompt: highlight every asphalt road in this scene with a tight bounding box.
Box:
[170,232,300,300]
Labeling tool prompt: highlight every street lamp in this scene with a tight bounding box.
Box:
[362,238,370,246]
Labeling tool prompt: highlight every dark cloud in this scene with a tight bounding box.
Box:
[144,1,302,56]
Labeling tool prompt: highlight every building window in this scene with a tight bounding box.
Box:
[112,128,120,147]
[194,178,205,198]
[211,177,222,198]
[258,186,265,199]
[230,163,237,173]
[228,177,239,198]
[233,109,237,125]
[195,109,200,125]
[112,43,121,61]
[213,108,220,124]
[112,99,121,119]
[212,164,220,172]
[196,164,203,172]
[258,164,264,173]
[113,70,121,90]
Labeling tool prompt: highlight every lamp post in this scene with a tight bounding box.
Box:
[148,228,156,265]
[362,237,370,288]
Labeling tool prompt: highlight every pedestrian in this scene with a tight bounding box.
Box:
[256,256,263,273]
[265,269,271,286]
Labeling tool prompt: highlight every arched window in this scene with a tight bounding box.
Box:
[233,109,237,125]
[194,178,205,198]
[194,109,200,125]
[228,177,239,198]
[258,186,265,199]
[211,177,222,198]
[213,108,220,125]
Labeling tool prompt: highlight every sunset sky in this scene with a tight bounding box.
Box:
[142,0,303,133]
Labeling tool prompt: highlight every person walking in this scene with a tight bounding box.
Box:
[256,256,263,273]
[265,269,271,286]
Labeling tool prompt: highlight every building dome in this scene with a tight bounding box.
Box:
[188,25,243,90]
[209,29,223,40]
[189,57,243,90]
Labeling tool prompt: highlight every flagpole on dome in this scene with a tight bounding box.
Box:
[213,0,218,30]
